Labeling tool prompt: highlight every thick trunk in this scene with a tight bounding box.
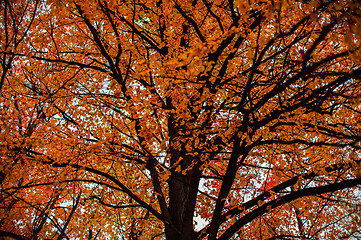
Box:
[168,173,189,239]
[165,108,202,239]
[166,154,201,240]
[181,167,201,239]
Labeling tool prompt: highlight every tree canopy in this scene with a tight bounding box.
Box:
[1,0,361,239]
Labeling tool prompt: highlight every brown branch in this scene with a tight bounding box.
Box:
[0,230,29,240]
[218,177,361,239]
[197,160,361,239]
[174,3,206,42]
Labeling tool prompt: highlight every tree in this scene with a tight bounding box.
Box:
[1,0,361,239]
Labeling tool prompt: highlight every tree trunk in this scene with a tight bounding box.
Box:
[166,153,201,240]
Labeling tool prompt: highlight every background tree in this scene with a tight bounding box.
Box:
[1,0,361,239]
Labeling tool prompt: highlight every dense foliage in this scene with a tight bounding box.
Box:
[1,0,361,239]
